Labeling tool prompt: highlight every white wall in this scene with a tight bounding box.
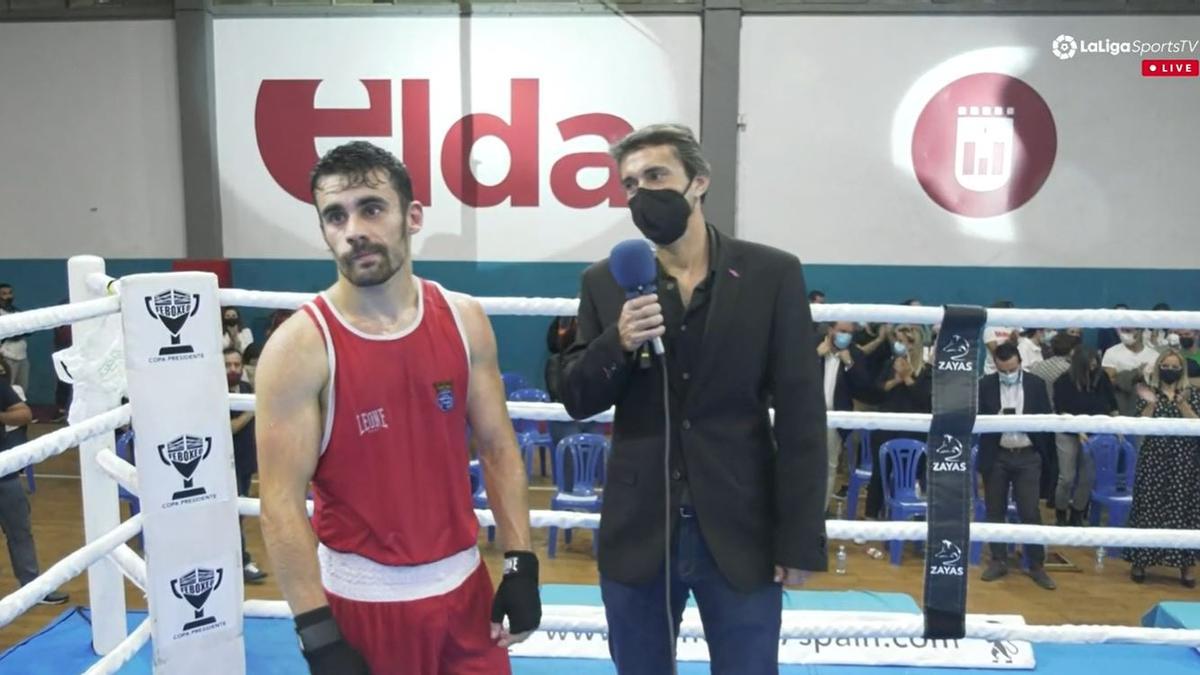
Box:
[738,16,1200,269]
[214,16,702,262]
[0,21,186,259]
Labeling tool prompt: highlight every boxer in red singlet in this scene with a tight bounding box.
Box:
[255,141,541,675]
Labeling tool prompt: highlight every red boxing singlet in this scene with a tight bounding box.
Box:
[301,279,478,566]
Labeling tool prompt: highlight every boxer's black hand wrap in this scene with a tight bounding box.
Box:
[491,550,542,634]
[294,606,370,675]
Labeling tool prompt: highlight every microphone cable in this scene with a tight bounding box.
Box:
[658,351,679,675]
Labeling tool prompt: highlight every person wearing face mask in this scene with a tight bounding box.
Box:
[1124,350,1200,587]
[977,343,1057,590]
[1102,327,1161,417]
[862,326,932,521]
[816,321,873,512]
[1177,330,1200,383]
[221,307,255,355]
[1052,346,1118,527]
[1016,329,1047,368]
[559,123,828,675]
[0,283,30,393]
[225,347,267,584]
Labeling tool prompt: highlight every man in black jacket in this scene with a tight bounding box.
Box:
[977,342,1057,590]
[817,321,873,512]
[560,123,828,675]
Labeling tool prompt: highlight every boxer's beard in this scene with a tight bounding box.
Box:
[339,239,404,288]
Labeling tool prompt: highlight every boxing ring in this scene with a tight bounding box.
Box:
[1,254,1200,673]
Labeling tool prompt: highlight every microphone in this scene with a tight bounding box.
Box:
[609,239,665,356]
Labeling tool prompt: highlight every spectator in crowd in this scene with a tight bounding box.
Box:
[816,321,873,512]
[852,323,891,405]
[0,284,30,392]
[1102,326,1160,417]
[543,315,597,449]
[221,307,255,354]
[1016,328,1047,369]
[242,342,262,388]
[1144,303,1173,352]
[1176,329,1200,383]
[1029,332,1078,406]
[0,360,69,604]
[808,290,825,304]
[263,309,295,345]
[977,343,1057,590]
[1097,303,1128,355]
[224,348,267,583]
[1124,349,1200,587]
[901,298,933,346]
[864,325,931,520]
[982,300,1019,376]
[1052,346,1118,526]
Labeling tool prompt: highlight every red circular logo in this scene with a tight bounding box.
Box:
[911,73,1057,218]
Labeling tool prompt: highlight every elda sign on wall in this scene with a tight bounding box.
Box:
[256,78,635,210]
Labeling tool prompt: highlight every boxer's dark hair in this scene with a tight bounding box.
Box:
[310,141,414,208]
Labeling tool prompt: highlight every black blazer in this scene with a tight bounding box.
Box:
[560,229,829,592]
[976,372,1055,475]
[822,343,874,421]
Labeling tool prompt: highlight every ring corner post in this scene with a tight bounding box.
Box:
[67,255,129,655]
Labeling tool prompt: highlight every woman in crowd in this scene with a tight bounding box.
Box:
[1124,349,1200,587]
[1052,345,1118,526]
[864,324,932,520]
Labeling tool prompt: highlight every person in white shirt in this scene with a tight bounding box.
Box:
[220,307,255,355]
[0,284,29,392]
[1016,329,1047,370]
[1102,328,1161,416]
[983,326,1020,375]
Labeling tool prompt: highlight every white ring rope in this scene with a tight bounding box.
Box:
[0,513,142,628]
[81,616,152,675]
[0,404,131,479]
[233,394,1200,436]
[102,284,1196,328]
[0,295,121,342]
[106,544,147,593]
[95,448,138,496]
[230,495,1200,550]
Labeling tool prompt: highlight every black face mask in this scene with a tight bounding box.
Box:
[1182,337,1196,350]
[1160,367,1184,385]
[223,318,238,327]
[629,185,693,246]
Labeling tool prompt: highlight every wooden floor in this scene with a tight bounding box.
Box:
[2,423,1197,654]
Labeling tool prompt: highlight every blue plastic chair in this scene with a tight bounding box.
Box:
[508,388,554,477]
[547,434,608,558]
[878,439,927,565]
[501,373,530,398]
[1084,434,1137,557]
[845,429,872,520]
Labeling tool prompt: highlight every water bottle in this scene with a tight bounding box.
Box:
[836,545,847,575]
[1095,546,1106,572]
